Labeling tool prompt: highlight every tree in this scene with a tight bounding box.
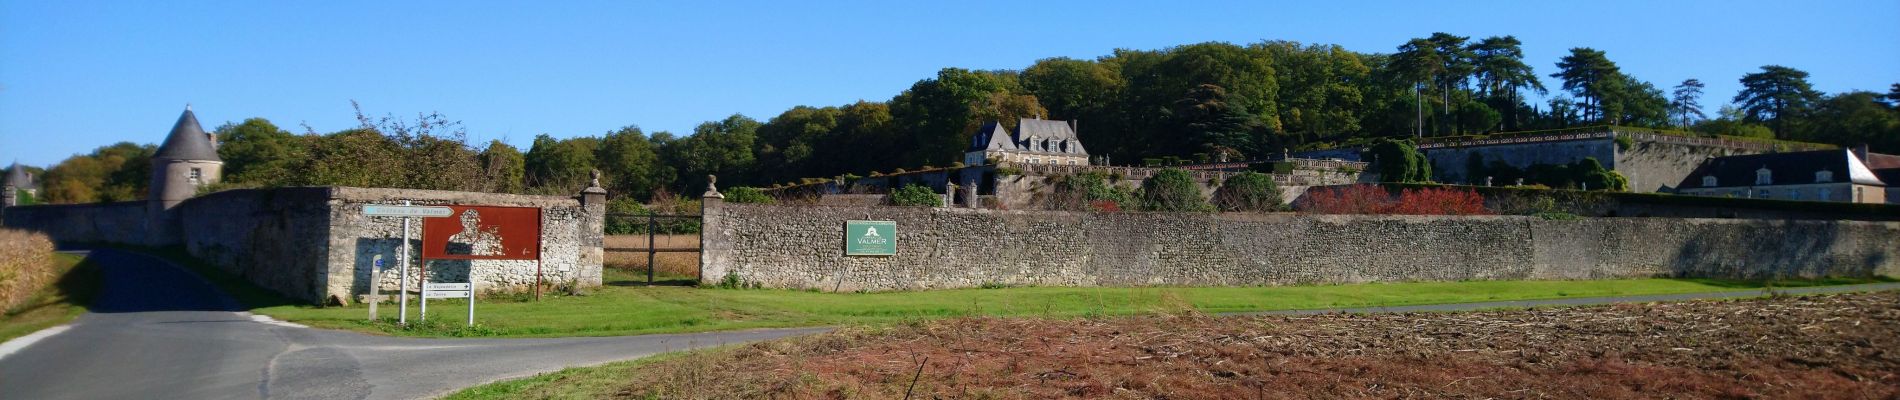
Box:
[595,126,661,198]
[524,134,599,194]
[1734,65,1823,137]
[1427,33,1474,134]
[1801,91,1900,153]
[1363,138,1431,183]
[478,140,525,194]
[214,118,307,187]
[1669,79,1708,128]
[1390,38,1445,137]
[301,129,407,188]
[1551,48,1620,122]
[1139,168,1211,212]
[662,114,760,194]
[1168,84,1258,158]
[1469,36,1544,131]
[1212,171,1281,212]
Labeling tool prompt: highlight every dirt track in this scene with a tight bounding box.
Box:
[620,291,1900,399]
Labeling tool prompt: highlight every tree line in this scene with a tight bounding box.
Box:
[11,33,1898,204]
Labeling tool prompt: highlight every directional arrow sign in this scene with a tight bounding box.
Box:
[363,204,454,217]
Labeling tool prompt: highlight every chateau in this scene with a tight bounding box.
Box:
[963,117,1090,167]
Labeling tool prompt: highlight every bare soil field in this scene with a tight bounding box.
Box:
[617,291,1900,399]
[603,234,698,278]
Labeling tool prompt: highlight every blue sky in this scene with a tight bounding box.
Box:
[3,1,1896,167]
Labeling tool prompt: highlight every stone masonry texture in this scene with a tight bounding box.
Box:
[702,202,1900,291]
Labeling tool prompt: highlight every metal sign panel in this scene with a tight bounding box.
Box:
[422,290,471,299]
[844,220,897,256]
[421,205,542,260]
[363,204,455,217]
[425,283,470,291]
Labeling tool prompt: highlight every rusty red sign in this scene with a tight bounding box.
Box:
[421,205,542,260]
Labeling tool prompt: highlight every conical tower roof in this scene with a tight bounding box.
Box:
[4,161,32,189]
[154,106,221,161]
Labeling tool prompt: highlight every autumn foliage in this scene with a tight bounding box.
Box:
[1295,184,1489,215]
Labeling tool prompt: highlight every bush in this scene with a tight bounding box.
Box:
[1387,187,1489,215]
[1049,171,1135,211]
[1363,138,1431,183]
[0,229,56,312]
[887,184,942,207]
[1212,172,1282,212]
[1294,184,1391,214]
[1140,168,1212,212]
[723,187,774,204]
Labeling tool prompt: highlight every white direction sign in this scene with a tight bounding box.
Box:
[363,205,454,217]
[426,283,471,291]
[423,290,471,299]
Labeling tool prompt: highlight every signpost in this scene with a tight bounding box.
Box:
[844,220,897,256]
[421,282,475,326]
[362,203,453,325]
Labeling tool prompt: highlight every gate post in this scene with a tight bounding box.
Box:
[577,170,608,287]
[700,175,727,286]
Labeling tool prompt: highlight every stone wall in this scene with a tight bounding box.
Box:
[1,201,159,245]
[6,186,605,304]
[1425,138,1618,186]
[701,202,1900,291]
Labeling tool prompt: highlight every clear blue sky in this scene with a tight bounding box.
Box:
[3,1,1896,167]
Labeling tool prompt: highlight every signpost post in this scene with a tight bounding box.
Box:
[844,220,897,256]
[362,203,453,325]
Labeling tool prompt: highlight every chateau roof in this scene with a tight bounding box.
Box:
[154,107,221,161]
[4,161,33,189]
[1677,149,1885,189]
[965,118,1088,156]
[967,121,1016,152]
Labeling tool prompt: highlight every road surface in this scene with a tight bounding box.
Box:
[0,250,825,400]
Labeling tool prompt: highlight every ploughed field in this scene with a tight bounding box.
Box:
[603,234,699,278]
[609,291,1900,399]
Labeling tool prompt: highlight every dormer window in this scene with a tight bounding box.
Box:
[1755,167,1772,185]
[1701,176,1717,187]
[1815,170,1833,183]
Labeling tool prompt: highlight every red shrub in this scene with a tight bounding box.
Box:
[1388,187,1490,215]
[1296,185,1489,216]
[1294,184,1393,214]
[1089,199,1123,212]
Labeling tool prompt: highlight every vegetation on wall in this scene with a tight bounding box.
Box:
[722,187,774,204]
[1211,172,1282,212]
[886,184,942,207]
[1140,169,1212,212]
[1467,155,1628,191]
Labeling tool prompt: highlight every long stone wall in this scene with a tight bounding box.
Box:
[1,201,159,246]
[5,186,605,304]
[701,201,1900,291]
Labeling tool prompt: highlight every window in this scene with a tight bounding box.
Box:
[1702,176,1717,187]
[1757,190,1770,199]
[1788,189,1801,200]
[188,168,203,183]
[1755,167,1772,185]
[1815,170,1834,183]
[1027,158,1039,165]
[1068,160,1078,166]
[1046,159,1057,165]
[1819,188,1833,200]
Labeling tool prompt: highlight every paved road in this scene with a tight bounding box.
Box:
[0,250,827,400]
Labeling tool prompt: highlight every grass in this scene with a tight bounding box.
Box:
[0,253,100,343]
[118,244,1896,339]
[439,347,718,400]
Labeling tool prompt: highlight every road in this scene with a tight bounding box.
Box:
[0,250,826,400]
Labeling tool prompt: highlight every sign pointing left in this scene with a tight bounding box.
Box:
[363,204,454,217]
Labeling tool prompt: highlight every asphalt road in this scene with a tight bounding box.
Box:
[0,250,827,400]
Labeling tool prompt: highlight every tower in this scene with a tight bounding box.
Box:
[149,105,222,211]
[3,161,35,207]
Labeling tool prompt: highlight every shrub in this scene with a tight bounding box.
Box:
[1387,187,1490,215]
[1212,172,1282,212]
[0,229,57,312]
[887,183,942,207]
[1049,171,1135,211]
[723,187,774,204]
[1363,138,1431,183]
[1140,168,1212,212]
[1294,184,1391,214]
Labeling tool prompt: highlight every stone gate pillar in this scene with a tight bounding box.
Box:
[575,170,608,286]
[699,175,729,286]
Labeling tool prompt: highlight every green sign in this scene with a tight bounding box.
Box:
[844,220,897,256]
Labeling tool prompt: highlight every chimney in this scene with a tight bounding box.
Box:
[1853,144,1869,161]
[1068,119,1077,133]
[206,133,219,150]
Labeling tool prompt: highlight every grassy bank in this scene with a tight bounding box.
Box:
[0,253,100,342]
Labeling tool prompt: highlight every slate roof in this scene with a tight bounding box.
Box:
[4,161,33,189]
[154,107,221,161]
[965,118,1088,156]
[1676,149,1885,189]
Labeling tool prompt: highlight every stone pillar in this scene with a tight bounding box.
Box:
[699,175,729,286]
[575,170,608,287]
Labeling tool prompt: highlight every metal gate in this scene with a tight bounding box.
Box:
[604,212,702,284]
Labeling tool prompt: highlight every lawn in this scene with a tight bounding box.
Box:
[226,264,1888,338]
[128,245,1894,338]
[0,253,100,343]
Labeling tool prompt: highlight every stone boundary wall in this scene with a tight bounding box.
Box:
[701,201,1900,291]
[6,186,605,304]
[0,201,157,246]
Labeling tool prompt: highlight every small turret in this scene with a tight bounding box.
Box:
[149,106,223,211]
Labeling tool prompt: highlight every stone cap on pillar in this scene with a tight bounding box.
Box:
[580,169,607,195]
[702,175,724,199]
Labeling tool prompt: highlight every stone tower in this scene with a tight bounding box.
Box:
[149,106,222,211]
[3,160,36,207]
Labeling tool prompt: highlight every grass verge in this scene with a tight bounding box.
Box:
[119,243,1895,339]
[0,253,100,343]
